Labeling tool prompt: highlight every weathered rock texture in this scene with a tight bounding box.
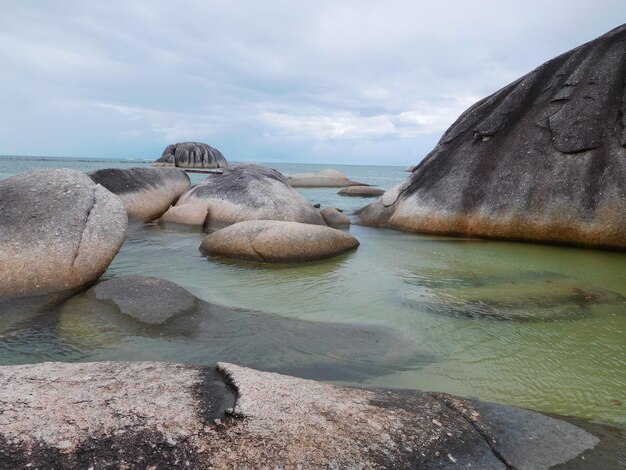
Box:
[320,207,351,228]
[89,168,191,222]
[155,142,228,168]
[159,164,325,227]
[0,169,127,305]
[338,185,385,197]
[358,25,626,250]
[287,168,366,187]
[200,220,359,262]
[0,361,613,469]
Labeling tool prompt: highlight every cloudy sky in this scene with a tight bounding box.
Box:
[0,1,622,165]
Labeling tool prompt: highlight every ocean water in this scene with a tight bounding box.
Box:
[1,155,625,426]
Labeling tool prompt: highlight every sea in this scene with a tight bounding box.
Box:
[1,155,625,427]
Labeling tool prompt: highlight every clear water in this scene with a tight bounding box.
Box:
[1,155,625,426]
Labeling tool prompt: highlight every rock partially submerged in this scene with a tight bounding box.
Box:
[0,169,127,308]
[0,361,612,469]
[338,185,385,197]
[358,25,626,250]
[155,142,228,168]
[159,164,325,227]
[320,207,351,228]
[287,168,366,187]
[89,168,191,222]
[200,220,359,262]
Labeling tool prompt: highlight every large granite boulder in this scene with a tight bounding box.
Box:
[358,25,626,250]
[320,207,351,228]
[89,168,191,222]
[155,142,228,168]
[159,164,325,227]
[0,361,614,469]
[287,168,366,187]
[0,169,127,308]
[200,220,359,262]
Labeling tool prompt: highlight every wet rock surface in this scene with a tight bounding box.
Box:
[155,142,228,168]
[358,25,626,250]
[200,220,359,262]
[89,167,191,221]
[320,206,351,228]
[287,168,366,187]
[0,361,616,469]
[0,169,127,305]
[338,185,385,197]
[159,164,325,227]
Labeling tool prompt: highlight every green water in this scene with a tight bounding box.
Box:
[0,156,625,426]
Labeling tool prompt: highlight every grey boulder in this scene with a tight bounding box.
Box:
[338,185,385,197]
[159,164,325,227]
[89,167,191,222]
[200,220,359,262]
[287,169,366,187]
[358,25,626,250]
[320,207,351,228]
[0,169,127,305]
[155,142,228,168]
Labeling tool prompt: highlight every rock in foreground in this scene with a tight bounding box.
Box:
[200,220,359,262]
[89,168,191,222]
[358,25,626,250]
[287,168,365,187]
[0,169,127,305]
[338,185,385,197]
[320,207,351,228]
[155,142,228,168]
[0,361,612,469]
[159,164,325,227]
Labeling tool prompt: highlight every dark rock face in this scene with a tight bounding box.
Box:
[159,164,325,227]
[155,142,228,168]
[0,361,615,469]
[358,25,626,250]
[89,168,191,221]
[0,169,127,305]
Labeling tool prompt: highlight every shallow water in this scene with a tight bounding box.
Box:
[1,156,625,426]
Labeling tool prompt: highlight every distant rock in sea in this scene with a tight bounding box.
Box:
[90,167,191,222]
[287,169,366,188]
[358,24,626,250]
[159,164,325,227]
[0,169,127,309]
[338,185,385,198]
[155,142,228,168]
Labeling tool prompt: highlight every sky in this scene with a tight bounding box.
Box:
[0,1,623,165]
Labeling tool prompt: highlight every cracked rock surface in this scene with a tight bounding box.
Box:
[155,142,228,168]
[0,169,127,306]
[357,24,626,250]
[0,361,616,469]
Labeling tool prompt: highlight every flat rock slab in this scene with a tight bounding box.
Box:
[0,169,127,302]
[338,185,385,197]
[0,361,610,469]
[287,168,366,187]
[200,220,359,262]
[90,167,191,222]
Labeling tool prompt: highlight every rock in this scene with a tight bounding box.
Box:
[154,142,228,168]
[405,164,418,172]
[0,169,127,305]
[320,207,350,228]
[287,168,366,187]
[0,361,612,469]
[357,25,626,250]
[89,168,191,222]
[338,185,385,197]
[87,276,197,325]
[200,220,359,262]
[159,164,325,227]
[58,276,422,380]
[313,203,321,208]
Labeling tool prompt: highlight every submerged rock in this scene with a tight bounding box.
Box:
[338,185,385,197]
[200,220,359,262]
[154,142,228,168]
[287,169,366,187]
[320,207,351,228]
[0,360,612,469]
[0,169,127,306]
[358,25,626,250]
[89,168,191,222]
[159,164,325,227]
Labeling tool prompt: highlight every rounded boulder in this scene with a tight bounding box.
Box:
[320,207,350,228]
